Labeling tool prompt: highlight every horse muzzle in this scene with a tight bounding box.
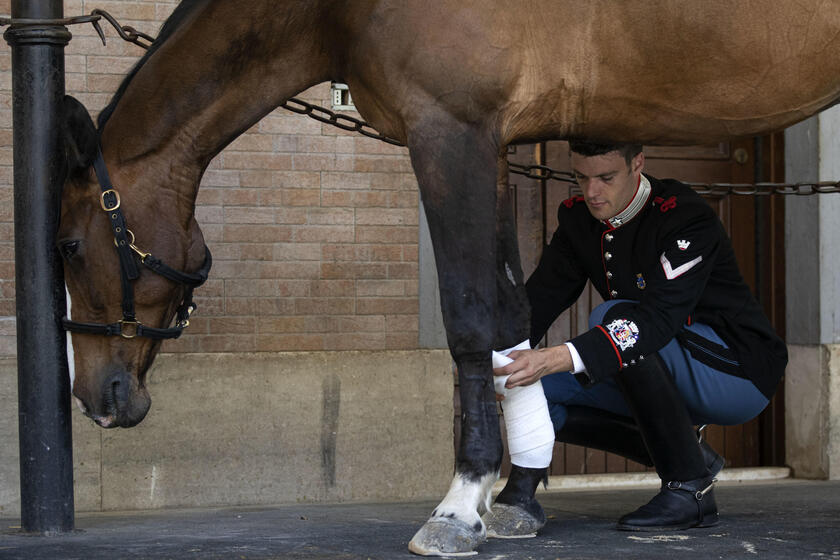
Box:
[78,370,151,428]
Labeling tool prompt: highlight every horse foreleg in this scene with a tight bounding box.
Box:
[483,155,551,539]
[405,119,502,557]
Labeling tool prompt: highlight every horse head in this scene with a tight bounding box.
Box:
[58,95,211,428]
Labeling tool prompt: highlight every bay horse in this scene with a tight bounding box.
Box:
[58,0,840,556]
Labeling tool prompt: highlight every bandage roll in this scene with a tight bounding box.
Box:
[492,341,555,469]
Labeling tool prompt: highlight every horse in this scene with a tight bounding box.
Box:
[58,0,840,556]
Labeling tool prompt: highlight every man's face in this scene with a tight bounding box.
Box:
[570,150,645,221]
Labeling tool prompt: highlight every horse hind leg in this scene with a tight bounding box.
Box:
[482,155,550,539]
[405,117,503,556]
[490,152,538,398]
[492,153,530,351]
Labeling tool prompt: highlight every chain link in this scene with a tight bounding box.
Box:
[28,8,840,196]
[89,9,155,50]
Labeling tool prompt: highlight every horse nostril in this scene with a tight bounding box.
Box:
[98,370,150,428]
[105,371,132,409]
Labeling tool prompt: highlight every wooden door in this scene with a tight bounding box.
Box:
[496,136,786,476]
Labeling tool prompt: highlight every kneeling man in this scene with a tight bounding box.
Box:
[492,140,787,531]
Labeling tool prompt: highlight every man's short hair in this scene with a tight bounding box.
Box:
[568,139,643,165]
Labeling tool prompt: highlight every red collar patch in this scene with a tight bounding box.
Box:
[563,195,585,208]
[653,195,678,213]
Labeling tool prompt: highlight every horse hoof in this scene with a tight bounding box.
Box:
[408,516,484,556]
[483,503,546,539]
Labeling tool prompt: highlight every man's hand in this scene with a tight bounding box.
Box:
[493,345,574,390]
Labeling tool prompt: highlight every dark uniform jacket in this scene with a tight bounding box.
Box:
[527,173,786,399]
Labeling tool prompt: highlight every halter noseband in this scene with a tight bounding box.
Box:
[62,148,212,340]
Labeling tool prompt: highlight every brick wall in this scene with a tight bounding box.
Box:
[0,0,421,356]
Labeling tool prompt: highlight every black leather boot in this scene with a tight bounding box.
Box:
[697,424,725,476]
[613,354,719,531]
[555,406,653,466]
[555,406,725,475]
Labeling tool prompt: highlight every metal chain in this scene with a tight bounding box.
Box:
[0,9,155,49]
[508,162,576,184]
[280,98,404,146]
[18,8,840,196]
[685,181,840,196]
[506,163,840,196]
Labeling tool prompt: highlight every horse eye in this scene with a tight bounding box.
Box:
[59,240,81,261]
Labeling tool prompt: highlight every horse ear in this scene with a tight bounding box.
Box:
[61,95,98,176]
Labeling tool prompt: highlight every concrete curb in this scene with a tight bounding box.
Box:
[493,466,791,494]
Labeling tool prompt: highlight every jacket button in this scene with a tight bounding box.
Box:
[604,252,613,261]
[605,233,614,242]
[610,290,618,297]
[606,271,613,279]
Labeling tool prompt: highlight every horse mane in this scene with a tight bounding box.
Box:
[97,0,207,131]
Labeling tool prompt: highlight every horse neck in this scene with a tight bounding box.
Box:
[99,0,336,218]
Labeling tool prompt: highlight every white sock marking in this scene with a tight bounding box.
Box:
[431,470,499,532]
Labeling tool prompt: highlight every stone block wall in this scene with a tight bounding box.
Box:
[0,0,458,516]
[0,0,422,356]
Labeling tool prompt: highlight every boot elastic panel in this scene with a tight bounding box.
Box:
[701,441,725,477]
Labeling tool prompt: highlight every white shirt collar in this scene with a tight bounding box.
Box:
[605,174,652,229]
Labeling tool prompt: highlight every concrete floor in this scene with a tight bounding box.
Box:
[1,479,838,559]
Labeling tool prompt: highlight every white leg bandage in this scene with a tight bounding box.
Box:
[492,340,555,469]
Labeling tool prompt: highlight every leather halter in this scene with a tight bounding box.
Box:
[62,148,212,340]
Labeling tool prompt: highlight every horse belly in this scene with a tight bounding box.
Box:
[520,0,840,144]
[346,1,840,146]
[491,1,840,146]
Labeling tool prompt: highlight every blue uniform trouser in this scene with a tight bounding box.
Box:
[541,300,770,430]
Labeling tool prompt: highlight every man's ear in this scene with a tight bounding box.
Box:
[60,95,98,177]
[632,151,645,175]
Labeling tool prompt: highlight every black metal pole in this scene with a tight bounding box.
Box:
[4,0,74,534]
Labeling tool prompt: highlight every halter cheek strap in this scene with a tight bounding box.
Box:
[62,148,212,340]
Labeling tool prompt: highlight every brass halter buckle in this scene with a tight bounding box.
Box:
[118,319,141,339]
[100,188,121,211]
